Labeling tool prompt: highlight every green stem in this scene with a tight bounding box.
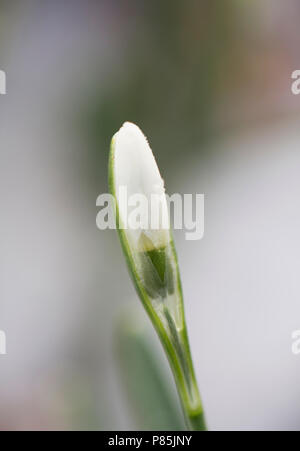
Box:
[159,307,206,431]
[187,411,207,431]
[168,340,207,431]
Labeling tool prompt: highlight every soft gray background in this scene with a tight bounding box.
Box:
[0,0,300,430]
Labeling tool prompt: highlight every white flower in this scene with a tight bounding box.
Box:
[112,122,170,251]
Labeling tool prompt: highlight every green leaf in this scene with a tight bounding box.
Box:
[115,312,185,430]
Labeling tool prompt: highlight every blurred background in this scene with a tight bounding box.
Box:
[0,0,300,430]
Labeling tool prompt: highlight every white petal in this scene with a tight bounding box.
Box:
[113,122,170,249]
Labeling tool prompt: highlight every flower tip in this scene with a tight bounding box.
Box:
[121,121,136,129]
[116,121,148,144]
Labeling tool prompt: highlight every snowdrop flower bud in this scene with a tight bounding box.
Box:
[110,122,176,303]
[109,122,206,431]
